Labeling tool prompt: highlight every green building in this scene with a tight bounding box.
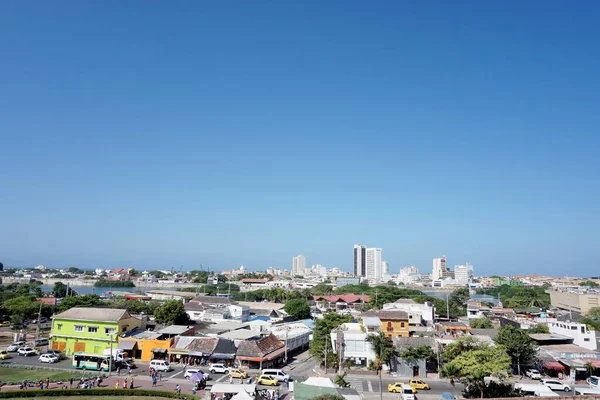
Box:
[50,307,142,355]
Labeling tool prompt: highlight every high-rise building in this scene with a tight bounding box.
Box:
[454,263,474,284]
[353,244,366,277]
[292,254,306,276]
[432,257,449,280]
[366,248,382,282]
[399,265,420,284]
[382,261,389,275]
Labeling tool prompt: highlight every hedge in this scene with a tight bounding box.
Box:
[0,389,198,400]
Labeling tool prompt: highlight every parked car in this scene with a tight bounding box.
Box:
[260,369,289,382]
[526,369,542,379]
[7,342,26,352]
[34,338,49,347]
[257,375,279,386]
[118,359,137,369]
[0,321,10,327]
[209,363,229,374]
[18,347,37,357]
[31,317,47,324]
[388,382,416,394]
[409,379,430,391]
[149,360,172,372]
[0,350,11,359]
[39,354,58,363]
[44,350,65,360]
[228,368,248,379]
[541,379,570,391]
[184,369,210,380]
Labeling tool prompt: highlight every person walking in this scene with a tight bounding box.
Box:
[115,380,120,389]
[152,376,157,387]
[128,365,132,375]
[123,377,128,389]
[45,378,50,389]
[176,384,181,394]
[69,378,73,389]
[129,377,134,389]
[117,366,121,376]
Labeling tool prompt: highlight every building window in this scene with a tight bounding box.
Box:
[74,325,84,332]
[387,322,393,332]
[401,322,406,328]
[122,327,127,332]
[582,327,586,333]
[88,326,98,333]
[571,326,577,330]
[57,324,62,330]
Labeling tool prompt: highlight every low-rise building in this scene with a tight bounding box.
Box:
[362,309,410,338]
[548,321,597,351]
[313,294,371,312]
[50,308,142,355]
[236,334,287,369]
[330,323,377,368]
[382,298,435,324]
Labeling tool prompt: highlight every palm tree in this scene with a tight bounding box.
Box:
[440,363,461,398]
[366,332,397,400]
[334,372,350,388]
[585,361,594,380]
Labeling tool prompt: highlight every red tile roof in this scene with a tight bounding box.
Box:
[313,294,371,303]
[242,279,267,283]
[236,334,284,358]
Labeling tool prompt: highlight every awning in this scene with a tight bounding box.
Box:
[265,347,286,361]
[117,341,137,351]
[542,361,565,370]
[189,351,206,357]
[211,353,236,360]
[559,359,587,371]
[151,348,168,354]
[237,355,262,362]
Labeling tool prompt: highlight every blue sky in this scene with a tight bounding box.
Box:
[1,2,598,276]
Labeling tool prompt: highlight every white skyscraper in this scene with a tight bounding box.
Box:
[454,263,474,284]
[399,265,420,284]
[353,244,366,277]
[292,254,306,276]
[432,257,449,280]
[366,248,382,282]
[382,261,389,275]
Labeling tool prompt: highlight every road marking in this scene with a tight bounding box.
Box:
[170,371,184,379]
[345,377,365,392]
[216,375,229,383]
[367,381,373,392]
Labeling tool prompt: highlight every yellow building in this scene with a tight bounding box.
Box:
[117,325,195,362]
[362,310,410,338]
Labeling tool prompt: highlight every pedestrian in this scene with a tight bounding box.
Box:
[152,376,157,387]
[46,378,50,389]
[229,376,233,384]
[69,378,73,389]
[158,371,163,381]
[128,365,132,375]
[130,377,134,389]
[117,366,121,376]
[39,381,44,390]
[115,380,120,389]
[176,384,181,394]
[88,380,93,389]
[124,377,128,389]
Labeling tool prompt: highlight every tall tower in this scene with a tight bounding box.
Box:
[366,248,382,282]
[432,256,448,280]
[353,245,366,277]
[292,254,306,276]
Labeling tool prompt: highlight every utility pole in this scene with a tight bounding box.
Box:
[35,302,42,341]
[284,329,288,364]
[375,288,378,307]
[446,293,450,320]
[324,334,328,372]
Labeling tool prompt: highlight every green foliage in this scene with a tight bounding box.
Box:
[154,300,190,325]
[149,270,166,278]
[57,295,102,312]
[284,298,311,320]
[52,282,71,298]
[580,280,600,288]
[0,388,198,399]
[387,280,396,286]
[470,318,494,329]
[128,268,139,277]
[309,312,353,364]
[366,332,397,370]
[309,395,345,400]
[462,380,523,398]
[587,307,600,319]
[477,285,550,308]
[579,318,600,331]
[67,267,85,274]
[231,287,309,303]
[443,336,488,363]
[310,282,335,296]
[16,282,43,297]
[334,372,351,388]
[527,324,549,334]
[94,279,135,287]
[4,295,41,319]
[400,345,437,363]
[445,345,511,398]
[109,299,161,315]
[494,326,538,368]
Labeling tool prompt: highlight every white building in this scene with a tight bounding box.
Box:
[354,244,366,277]
[382,299,436,324]
[229,304,251,322]
[548,321,597,351]
[330,323,377,367]
[432,257,450,280]
[292,254,306,276]
[399,266,420,284]
[366,248,382,282]
[454,263,474,285]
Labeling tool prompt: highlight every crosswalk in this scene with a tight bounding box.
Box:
[345,377,376,392]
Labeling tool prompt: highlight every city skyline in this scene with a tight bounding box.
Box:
[1,2,598,276]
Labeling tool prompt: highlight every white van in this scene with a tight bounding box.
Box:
[402,384,415,400]
[261,369,289,382]
[149,360,172,372]
[35,338,49,347]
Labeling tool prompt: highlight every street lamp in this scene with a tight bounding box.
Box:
[106,332,115,376]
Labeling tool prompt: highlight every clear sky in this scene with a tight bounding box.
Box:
[1,1,598,276]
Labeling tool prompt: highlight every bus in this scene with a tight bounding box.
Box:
[72,352,114,371]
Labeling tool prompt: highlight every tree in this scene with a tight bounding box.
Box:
[0,262,3,271]
[366,332,397,400]
[400,345,437,371]
[309,313,353,365]
[470,318,494,329]
[494,326,537,375]
[587,307,600,319]
[443,336,487,363]
[334,372,350,388]
[580,280,600,288]
[4,296,41,319]
[154,300,190,325]
[387,280,396,286]
[52,282,69,298]
[284,298,311,320]
[67,267,84,274]
[310,395,345,400]
[585,361,595,379]
[445,345,511,398]
[128,268,139,277]
[440,363,461,397]
[461,380,523,399]
[528,324,549,334]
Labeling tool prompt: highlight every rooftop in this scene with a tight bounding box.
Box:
[394,298,417,304]
[53,307,130,323]
[146,290,198,298]
[190,295,235,305]
[156,325,194,335]
[219,330,262,340]
[237,301,285,310]
[362,309,409,320]
[121,328,162,340]
[313,294,371,303]
[529,333,573,341]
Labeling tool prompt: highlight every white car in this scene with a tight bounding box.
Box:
[526,369,542,379]
[18,347,37,357]
[209,363,229,374]
[7,342,26,352]
[541,379,570,391]
[185,369,210,380]
[39,354,58,363]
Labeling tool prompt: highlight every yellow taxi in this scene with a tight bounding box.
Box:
[0,350,11,359]
[228,368,248,379]
[388,382,416,393]
[0,321,10,327]
[409,379,430,391]
[257,375,279,386]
